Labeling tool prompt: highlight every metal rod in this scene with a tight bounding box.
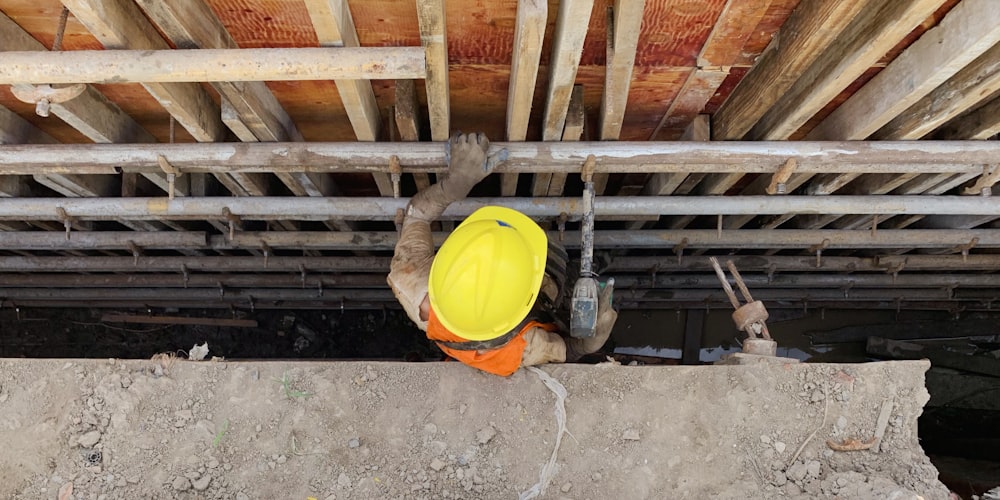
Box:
[708,257,743,310]
[0,47,427,84]
[0,256,393,272]
[0,197,998,221]
[0,141,996,175]
[0,231,207,249]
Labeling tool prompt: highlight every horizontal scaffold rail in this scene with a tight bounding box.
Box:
[0,47,427,84]
[0,273,993,290]
[0,254,994,273]
[0,196,998,221]
[0,141,996,175]
[0,229,997,250]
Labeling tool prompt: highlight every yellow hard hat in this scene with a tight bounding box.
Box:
[428,206,547,341]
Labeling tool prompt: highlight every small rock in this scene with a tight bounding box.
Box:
[77,431,102,448]
[276,455,287,464]
[760,435,771,444]
[823,449,835,458]
[561,482,573,493]
[592,473,602,482]
[192,475,212,491]
[836,416,847,430]
[348,438,360,449]
[787,462,808,482]
[622,429,641,441]
[476,427,496,445]
[171,477,192,491]
[806,460,821,478]
[430,458,447,472]
[236,493,250,500]
[774,441,786,454]
[459,404,467,415]
[207,459,219,469]
[773,471,787,486]
[337,473,351,487]
[810,390,825,403]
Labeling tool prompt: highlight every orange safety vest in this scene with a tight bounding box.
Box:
[426,307,557,377]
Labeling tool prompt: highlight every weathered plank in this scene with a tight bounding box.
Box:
[416,0,450,141]
[807,0,1000,140]
[61,0,226,142]
[935,95,1000,140]
[503,0,547,196]
[546,85,586,197]
[394,80,431,191]
[711,0,871,140]
[872,42,1000,139]
[749,0,943,140]
[535,0,595,197]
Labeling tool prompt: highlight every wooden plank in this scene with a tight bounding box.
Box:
[682,309,705,365]
[711,0,871,140]
[639,116,710,231]
[503,0,547,196]
[935,94,1000,139]
[872,42,1000,139]
[101,314,258,328]
[416,0,450,141]
[649,68,727,140]
[594,0,645,194]
[535,0,595,197]
[546,85,585,197]
[0,47,425,84]
[304,0,394,196]
[749,0,943,140]
[600,0,646,140]
[394,80,431,191]
[808,0,1000,140]
[60,0,226,142]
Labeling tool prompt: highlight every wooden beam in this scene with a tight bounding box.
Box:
[546,85,585,197]
[711,0,871,140]
[60,0,225,142]
[304,0,397,196]
[2,140,998,175]
[649,0,772,140]
[936,94,1000,139]
[749,0,943,140]
[868,337,1000,378]
[535,0,595,196]
[0,47,425,85]
[872,42,1000,139]
[807,0,1000,140]
[415,0,450,141]
[503,0,548,196]
[593,0,645,195]
[599,0,645,140]
[394,80,431,191]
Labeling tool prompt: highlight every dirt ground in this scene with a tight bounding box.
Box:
[0,356,951,499]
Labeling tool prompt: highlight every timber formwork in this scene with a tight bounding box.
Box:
[0,0,997,312]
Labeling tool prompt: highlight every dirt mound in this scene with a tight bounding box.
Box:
[0,357,948,499]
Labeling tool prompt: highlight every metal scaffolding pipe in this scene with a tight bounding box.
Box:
[0,197,998,221]
[0,47,427,84]
[0,299,991,312]
[0,256,393,273]
[0,229,996,251]
[0,141,995,175]
[0,273,993,290]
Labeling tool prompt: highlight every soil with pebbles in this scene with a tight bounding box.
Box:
[0,357,950,499]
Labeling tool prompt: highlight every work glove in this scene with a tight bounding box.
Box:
[405,132,507,222]
[439,132,507,203]
[566,278,617,361]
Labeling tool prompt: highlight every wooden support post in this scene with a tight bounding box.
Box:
[712,0,871,140]
[535,0,595,197]
[416,0,450,141]
[304,0,396,196]
[393,80,431,190]
[872,42,1000,140]
[807,0,1000,140]
[599,0,645,141]
[503,0,548,196]
[748,0,943,140]
[682,309,705,365]
[547,85,586,196]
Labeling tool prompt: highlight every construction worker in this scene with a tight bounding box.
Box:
[388,132,617,376]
